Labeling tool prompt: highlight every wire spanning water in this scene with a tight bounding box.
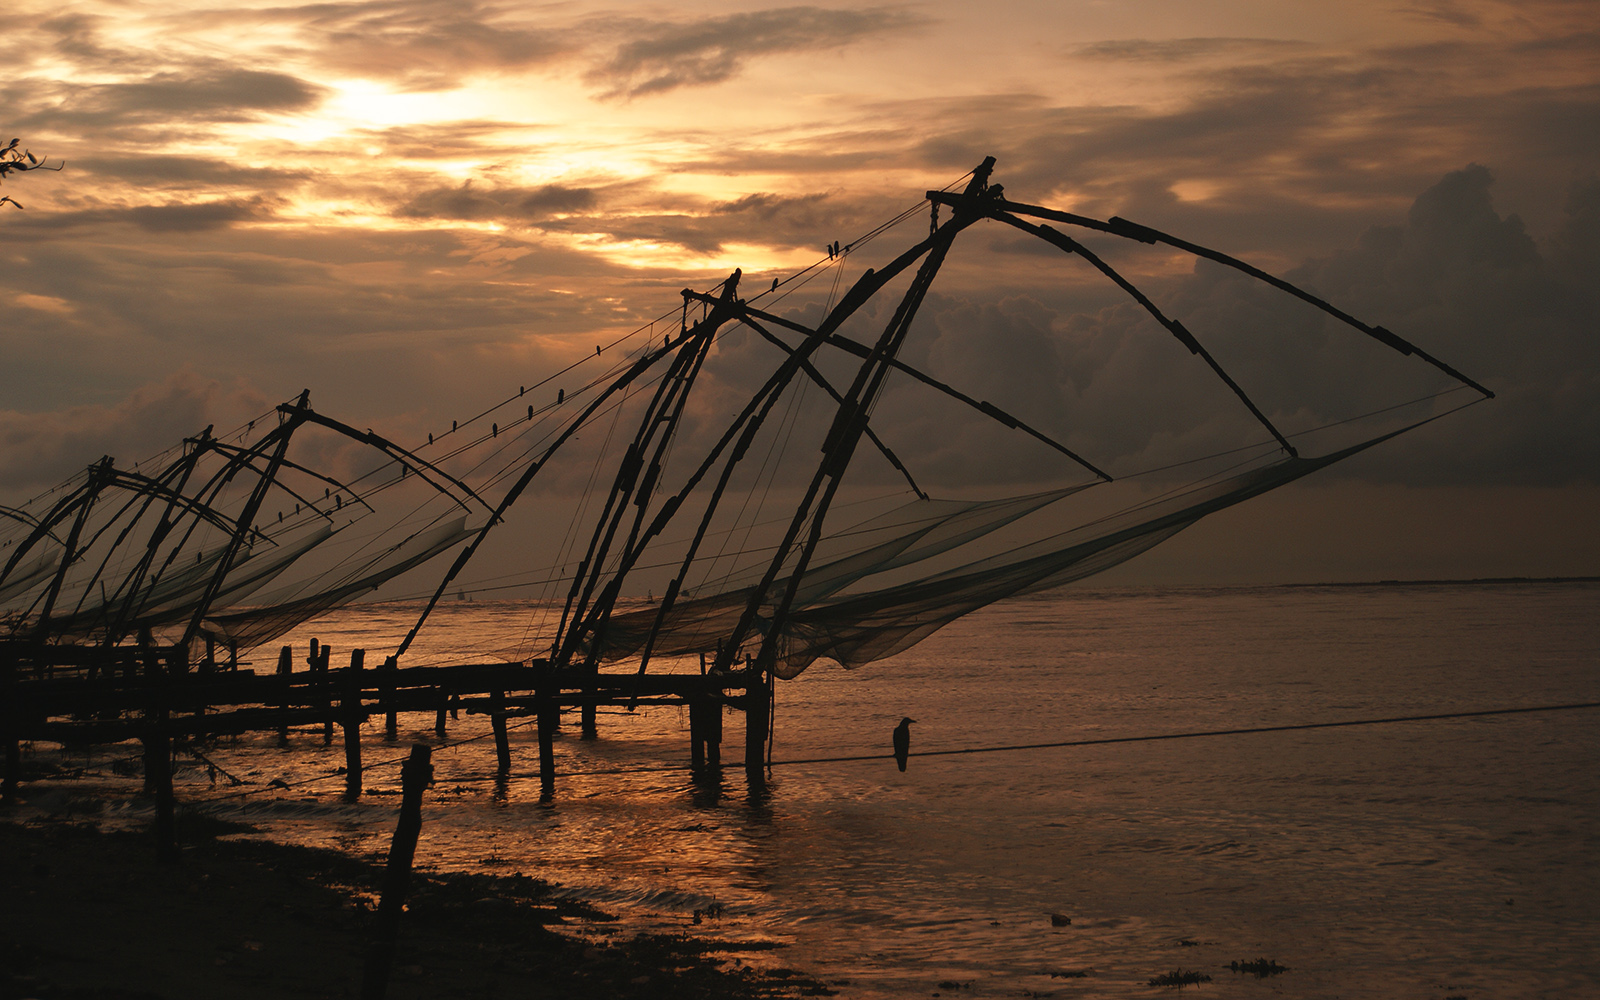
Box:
[27,582,1600,998]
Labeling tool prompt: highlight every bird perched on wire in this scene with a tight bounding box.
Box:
[893,717,916,772]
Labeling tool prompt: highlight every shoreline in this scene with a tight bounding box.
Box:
[1,806,835,1000]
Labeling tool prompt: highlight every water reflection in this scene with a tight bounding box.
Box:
[18,585,1600,998]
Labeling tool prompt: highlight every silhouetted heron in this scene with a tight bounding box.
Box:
[893,717,916,772]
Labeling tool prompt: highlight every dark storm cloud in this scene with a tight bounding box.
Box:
[873,43,1600,260]
[853,167,1600,490]
[1260,166,1600,487]
[584,6,927,99]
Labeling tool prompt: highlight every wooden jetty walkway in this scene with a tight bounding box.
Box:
[1,638,771,850]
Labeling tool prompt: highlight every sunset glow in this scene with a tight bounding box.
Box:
[2,0,1596,578]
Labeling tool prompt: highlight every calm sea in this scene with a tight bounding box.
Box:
[29,583,1600,998]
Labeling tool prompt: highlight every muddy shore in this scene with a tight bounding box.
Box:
[0,811,834,1000]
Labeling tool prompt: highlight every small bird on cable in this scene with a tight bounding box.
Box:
[892,717,916,772]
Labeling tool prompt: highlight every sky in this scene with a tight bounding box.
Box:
[1,0,1597,585]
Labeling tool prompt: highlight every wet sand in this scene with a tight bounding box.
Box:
[0,812,832,999]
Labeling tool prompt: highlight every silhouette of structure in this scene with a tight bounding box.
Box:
[0,156,1494,808]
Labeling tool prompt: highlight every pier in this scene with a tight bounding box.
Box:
[1,638,772,839]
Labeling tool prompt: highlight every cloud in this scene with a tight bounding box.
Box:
[107,68,323,117]
[1398,2,1485,29]
[0,371,270,491]
[538,190,856,254]
[859,165,1600,489]
[282,0,571,90]
[397,181,601,222]
[1071,37,1311,62]
[77,155,309,190]
[585,6,927,99]
[126,199,276,232]
[7,197,278,232]
[15,68,327,132]
[626,165,1592,497]
[393,179,873,256]
[352,121,536,160]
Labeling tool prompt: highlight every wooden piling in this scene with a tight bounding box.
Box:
[690,696,706,770]
[143,727,176,862]
[689,678,722,770]
[382,655,399,740]
[705,689,722,767]
[581,663,598,740]
[744,667,768,786]
[342,649,365,801]
[490,690,511,775]
[433,690,448,738]
[1,647,19,806]
[360,743,433,1000]
[141,640,177,862]
[276,645,293,744]
[311,640,333,745]
[1,733,17,806]
[537,672,557,800]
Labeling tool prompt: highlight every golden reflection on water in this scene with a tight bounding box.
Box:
[25,584,1600,998]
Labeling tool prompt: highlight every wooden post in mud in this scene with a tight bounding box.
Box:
[276,645,293,744]
[433,687,449,738]
[310,640,333,745]
[743,664,768,786]
[690,695,706,770]
[361,743,433,1000]
[1,646,20,806]
[705,686,722,768]
[581,664,598,740]
[342,649,365,801]
[689,678,721,770]
[536,669,557,800]
[141,640,177,862]
[489,690,511,775]
[381,655,400,741]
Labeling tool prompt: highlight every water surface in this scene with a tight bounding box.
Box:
[30,582,1600,998]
